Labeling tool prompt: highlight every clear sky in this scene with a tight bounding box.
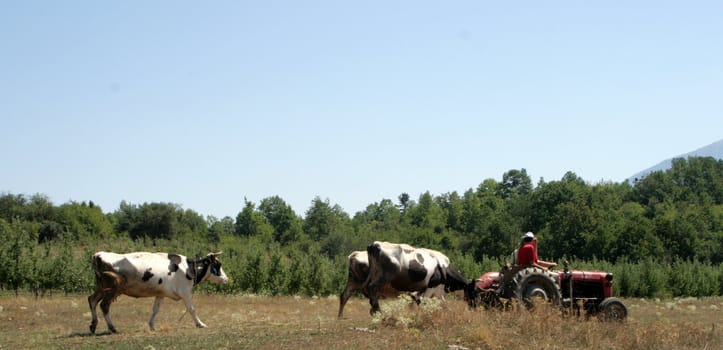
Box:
[2,1,722,219]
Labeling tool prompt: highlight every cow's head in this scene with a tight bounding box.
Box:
[201,252,228,285]
[442,265,472,292]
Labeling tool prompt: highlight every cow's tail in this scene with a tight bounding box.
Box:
[99,271,124,301]
[362,243,383,290]
[91,254,124,301]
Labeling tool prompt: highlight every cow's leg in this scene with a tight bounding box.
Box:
[88,290,102,334]
[363,278,384,315]
[100,295,117,333]
[365,282,383,315]
[338,281,359,319]
[148,296,163,331]
[367,290,380,315]
[181,294,206,328]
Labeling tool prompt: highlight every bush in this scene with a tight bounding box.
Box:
[1,226,721,298]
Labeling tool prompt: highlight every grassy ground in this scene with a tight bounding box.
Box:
[0,292,720,349]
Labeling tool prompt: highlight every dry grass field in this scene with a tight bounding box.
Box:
[0,292,720,350]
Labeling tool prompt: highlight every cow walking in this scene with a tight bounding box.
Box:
[338,250,444,318]
[362,241,475,315]
[88,251,228,334]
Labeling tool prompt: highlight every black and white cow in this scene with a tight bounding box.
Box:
[362,241,475,315]
[337,250,445,318]
[88,251,228,334]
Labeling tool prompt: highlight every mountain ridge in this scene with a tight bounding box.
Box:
[628,138,723,183]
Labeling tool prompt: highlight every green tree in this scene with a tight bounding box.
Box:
[408,191,445,233]
[26,194,56,222]
[529,172,587,232]
[206,216,231,244]
[258,196,304,245]
[56,201,113,240]
[304,197,355,258]
[354,199,402,232]
[0,219,38,294]
[437,191,464,233]
[612,202,662,261]
[668,157,723,204]
[113,201,200,240]
[285,250,309,295]
[131,202,178,240]
[266,249,287,296]
[498,168,533,198]
[240,248,266,294]
[177,209,207,237]
[458,179,515,259]
[0,193,28,221]
[235,199,271,238]
[398,193,411,213]
[303,197,349,241]
[529,172,592,259]
[304,247,332,296]
[547,201,594,259]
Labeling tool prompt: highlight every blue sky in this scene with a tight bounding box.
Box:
[2,1,722,218]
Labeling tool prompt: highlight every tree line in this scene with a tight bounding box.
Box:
[0,156,721,297]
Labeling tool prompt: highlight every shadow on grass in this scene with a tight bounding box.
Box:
[67,330,115,338]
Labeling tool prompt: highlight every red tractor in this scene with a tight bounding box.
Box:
[469,261,628,321]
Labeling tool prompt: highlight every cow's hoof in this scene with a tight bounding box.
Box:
[196,322,207,328]
[89,324,96,334]
[108,326,117,333]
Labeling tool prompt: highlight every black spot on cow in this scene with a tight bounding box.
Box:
[407,260,428,282]
[142,269,154,282]
[168,254,182,275]
[158,278,163,285]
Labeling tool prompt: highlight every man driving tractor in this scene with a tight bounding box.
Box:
[496,231,557,297]
[517,232,557,269]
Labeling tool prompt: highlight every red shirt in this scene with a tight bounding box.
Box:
[517,243,538,266]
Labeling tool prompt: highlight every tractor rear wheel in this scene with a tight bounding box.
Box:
[512,267,561,310]
[598,297,627,321]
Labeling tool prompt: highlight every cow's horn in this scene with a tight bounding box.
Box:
[212,251,223,256]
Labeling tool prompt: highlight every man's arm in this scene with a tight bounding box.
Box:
[536,259,557,269]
